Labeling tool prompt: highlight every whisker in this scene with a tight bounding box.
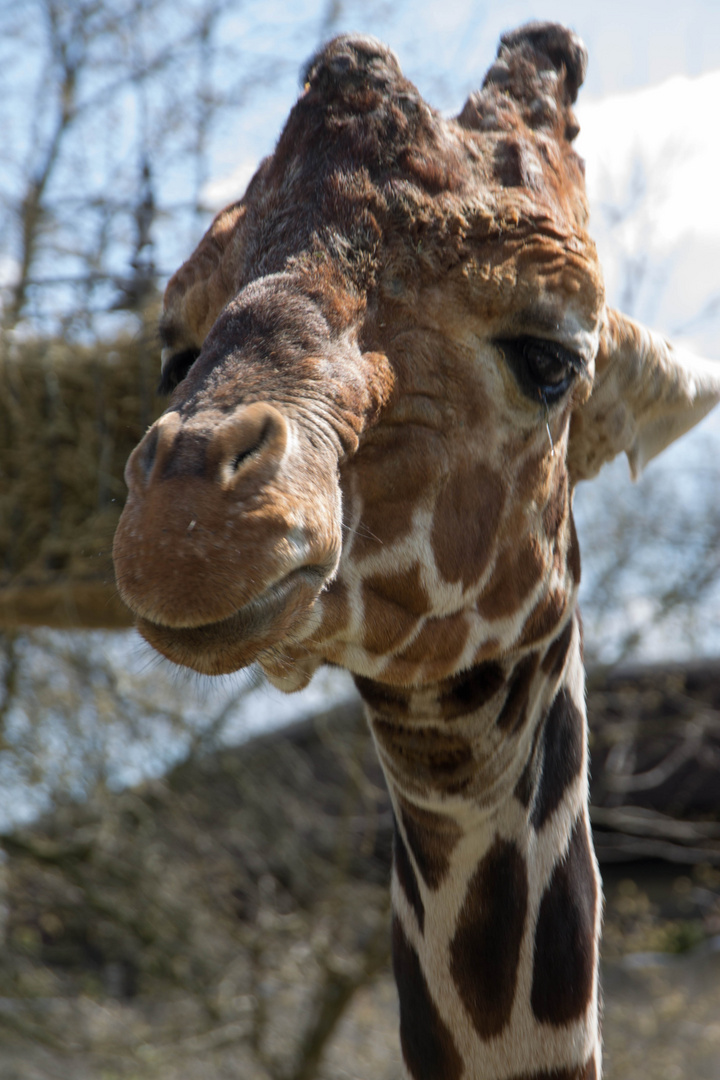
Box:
[341,520,383,544]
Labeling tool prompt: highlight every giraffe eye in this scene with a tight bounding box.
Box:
[495,336,584,404]
[157,347,201,395]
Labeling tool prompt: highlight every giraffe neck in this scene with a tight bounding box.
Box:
[355,612,601,1080]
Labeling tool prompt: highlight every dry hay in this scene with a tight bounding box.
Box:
[0,328,163,628]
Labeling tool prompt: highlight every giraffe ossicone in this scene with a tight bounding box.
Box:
[113,23,720,1080]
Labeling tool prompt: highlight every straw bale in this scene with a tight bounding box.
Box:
[0,330,163,627]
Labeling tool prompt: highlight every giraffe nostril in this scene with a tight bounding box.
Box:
[126,415,178,490]
[217,403,288,486]
[231,417,272,472]
[137,426,159,480]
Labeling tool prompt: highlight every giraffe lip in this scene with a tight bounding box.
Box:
[134,566,326,674]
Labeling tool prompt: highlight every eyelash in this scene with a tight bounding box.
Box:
[494,336,585,404]
[157,348,201,395]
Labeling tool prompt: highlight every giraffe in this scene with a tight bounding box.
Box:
[112,24,720,1079]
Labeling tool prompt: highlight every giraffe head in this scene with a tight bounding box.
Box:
[113,24,720,686]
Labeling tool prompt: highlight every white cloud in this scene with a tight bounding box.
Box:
[0,255,20,317]
[578,70,720,247]
[575,70,720,356]
[0,254,19,287]
[201,158,263,211]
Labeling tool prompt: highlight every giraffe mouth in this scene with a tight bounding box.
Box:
[134,566,326,675]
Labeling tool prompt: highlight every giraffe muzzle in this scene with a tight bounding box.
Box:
[135,564,328,675]
[113,400,342,671]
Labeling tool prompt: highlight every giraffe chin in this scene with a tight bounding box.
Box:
[133,568,324,675]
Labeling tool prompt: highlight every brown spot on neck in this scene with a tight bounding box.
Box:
[353,675,412,716]
[477,536,545,621]
[496,652,539,733]
[392,611,470,680]
[361,563,430,655]
[531,816,598,1025]
[530,687,584,830]
[541,615,574,678]
[398,796,463,890]
[366,562,431,616]
[392,918,463,1080]
[437,660,506,720]
[520,585,569,647]
[449,836,529,1039]
[361,580,421,655]
[372,718,475,794]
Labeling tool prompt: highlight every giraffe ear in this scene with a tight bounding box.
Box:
[568,307,720,482]
[160,198,248,375]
